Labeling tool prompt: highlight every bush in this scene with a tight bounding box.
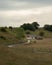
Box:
[4,26,7,29]
[26,30,31,34]
[39,31,45,37]
[9,26,13,30]
[0,36,6,40]
[16,28,25,40]
[0,28,7,32]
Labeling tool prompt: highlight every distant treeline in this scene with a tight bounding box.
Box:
[0,22,52,32]
[20,22,52,32]
[20,22,39,31]
[44,25,52,32]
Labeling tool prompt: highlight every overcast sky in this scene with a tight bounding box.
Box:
[0,0,52,27]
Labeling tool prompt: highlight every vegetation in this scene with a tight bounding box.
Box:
[39,31,45,37]
[32,22,39,29]
[0,22,52,65]
[0,22,52,45]
[20,22,39,31]
[0,27,7,32]
[0,27,26,45]
[20,22,52,33]
[16,28,25,41]
[26,30,31,34]
[9,26,13,30]
[0,39,52,65]
[0,36,6,40]
[44,24,52,32]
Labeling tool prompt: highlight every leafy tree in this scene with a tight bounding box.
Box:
[9,26,13,30]
[21,23,35,31]
[32,22,39,29]
[20,22,39,31]
[44,24,52,32]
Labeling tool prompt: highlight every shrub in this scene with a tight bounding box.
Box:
[1,27,7,32]
[9,26,13,30]
[16,28,25,40]
[0,36,6,40]
[5,26,7,29]
[39,31,45,37]
[26,30,31,34]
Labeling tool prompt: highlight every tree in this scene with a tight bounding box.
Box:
[20,22,39,31]
[20,23,35,31]
[9,26,13,30]
[32,22,39,29]
[44,24,52,32]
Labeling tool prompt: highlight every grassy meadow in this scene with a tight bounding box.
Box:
[0,27,52,65]
[0,27,25,45]
[0,39,52,65]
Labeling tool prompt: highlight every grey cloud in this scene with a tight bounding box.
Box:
[12,0,52,3]
[0,10,52,27]
[0,0,52,10]
[0,0,52,27]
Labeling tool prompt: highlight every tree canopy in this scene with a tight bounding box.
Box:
[20,22,39,31]
[44,24,52,32]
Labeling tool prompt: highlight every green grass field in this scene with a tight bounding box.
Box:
[0,27,25,45]
[34,28,52,38]
[0,27,52,44]
[0,27,52,65]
